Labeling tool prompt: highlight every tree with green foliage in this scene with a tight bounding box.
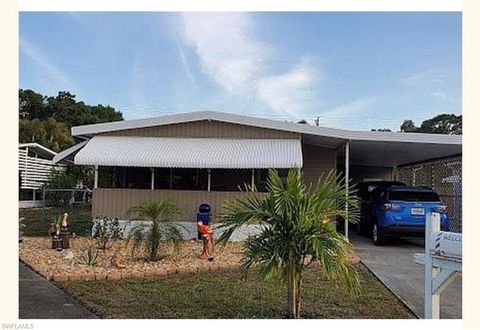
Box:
[217,168,360,319]
[127,200,185,261]
[19,89,123,126]
[400,114,462,135]
[19,89,123,151]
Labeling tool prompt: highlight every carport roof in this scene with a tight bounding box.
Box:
[61,110,461,167]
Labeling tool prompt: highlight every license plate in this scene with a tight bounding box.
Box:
[411,208,425,215]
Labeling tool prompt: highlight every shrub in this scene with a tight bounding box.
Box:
[127,200,185,261]
[92,216,124,249]
[79,247,99,266]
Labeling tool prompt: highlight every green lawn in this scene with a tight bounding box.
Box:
[19,205,93,236]
[65,266,415,319]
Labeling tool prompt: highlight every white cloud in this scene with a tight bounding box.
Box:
[431,91,449,102]
[20,38,75,91]
[179,12,320,117]
[318,97,377,127]
[175,38,196,85]
[403,69,448,86]
[256,60,319,116]
[181,12,269,94]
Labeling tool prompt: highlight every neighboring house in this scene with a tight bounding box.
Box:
[54,111,462,235]
[19,143,65,208]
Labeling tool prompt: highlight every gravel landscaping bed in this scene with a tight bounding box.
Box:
[19,237,244,281]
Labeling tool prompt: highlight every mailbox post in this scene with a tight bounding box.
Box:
[414,212,462,319]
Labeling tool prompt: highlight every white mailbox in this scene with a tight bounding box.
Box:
[414,212,462,319]
[429,230,462,260]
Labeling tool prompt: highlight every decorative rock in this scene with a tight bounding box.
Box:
[167,268,178,276]
[197,265,209,273]
[143,270,155,278]
[121,271,132,280]
[58,263,71,272]
[20,237,244,282]
[209,265,220,272]
[130,271,144,280]
[95,273,107,281]
[106,272,121,281]
[63,251,75,259]
[83,273,96,281]
[154,269,167,278]
[53,274,68,282]
[68,274,82,282]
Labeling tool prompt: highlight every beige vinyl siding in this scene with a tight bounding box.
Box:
[302,144,337,186]
[101,120,299,139]
[92,188,266,221]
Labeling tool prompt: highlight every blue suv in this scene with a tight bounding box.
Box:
[366,186,449,245]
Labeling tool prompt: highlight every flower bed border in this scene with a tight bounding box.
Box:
[20,256,241,283]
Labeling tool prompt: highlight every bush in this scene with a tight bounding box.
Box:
[92,216,124,249]
[45,169,77,207]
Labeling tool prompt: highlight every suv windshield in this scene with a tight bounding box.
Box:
[388,190,440,202]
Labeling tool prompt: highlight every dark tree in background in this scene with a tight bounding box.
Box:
[19,89,123,151]
[400,114,462,135]
[19,89,124,189]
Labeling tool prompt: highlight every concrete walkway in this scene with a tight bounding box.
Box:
[351,232,462,319]
[19,262,97,319]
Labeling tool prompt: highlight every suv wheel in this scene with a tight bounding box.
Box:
[372,223,385,246]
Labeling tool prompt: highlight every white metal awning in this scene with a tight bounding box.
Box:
[74,136,303,169]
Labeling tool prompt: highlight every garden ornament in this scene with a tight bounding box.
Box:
[113,250,125,268]
[197,220,214,261]
[61,213,69,228]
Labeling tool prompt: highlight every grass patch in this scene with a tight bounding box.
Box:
[20,205,92,236]
[66,265,415,319]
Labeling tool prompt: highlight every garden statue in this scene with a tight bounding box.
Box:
[113,250,125,268]
[59,213,70,249]
[197,220,214,261]
[196,203,214,261]
[61,213,68,228]
[52,223,63,251]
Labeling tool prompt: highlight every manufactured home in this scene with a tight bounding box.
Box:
[54,111,462,235]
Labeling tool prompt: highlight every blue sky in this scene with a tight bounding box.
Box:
[19,12,461,130]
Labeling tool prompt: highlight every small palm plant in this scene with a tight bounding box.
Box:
[217,168,360,319]
[127,200,185,261]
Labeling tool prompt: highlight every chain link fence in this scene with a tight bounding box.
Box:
[395,155,462,233]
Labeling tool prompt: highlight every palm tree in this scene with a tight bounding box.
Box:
[127,200,185,261]
[217,168,360,319]
[19,118,46,143]
[44,117,73,152]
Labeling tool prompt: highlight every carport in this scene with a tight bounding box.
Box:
[303,131,462,239]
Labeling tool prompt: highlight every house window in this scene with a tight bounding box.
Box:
[255,168,289,192]
[171,169,208,191]
[99,166,151,189]
[210,169,252,191]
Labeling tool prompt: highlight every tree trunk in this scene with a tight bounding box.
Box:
[295,276,302,318]
[287,270,299,319]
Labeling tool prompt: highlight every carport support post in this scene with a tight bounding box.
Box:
[150,168,155,190]
[425,213,441,319]
[207,169,211,192]
[344,140,350,241]
[251,169,255,192]
[94,165,98,189]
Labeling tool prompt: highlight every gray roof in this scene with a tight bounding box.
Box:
[72,110,462,146]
